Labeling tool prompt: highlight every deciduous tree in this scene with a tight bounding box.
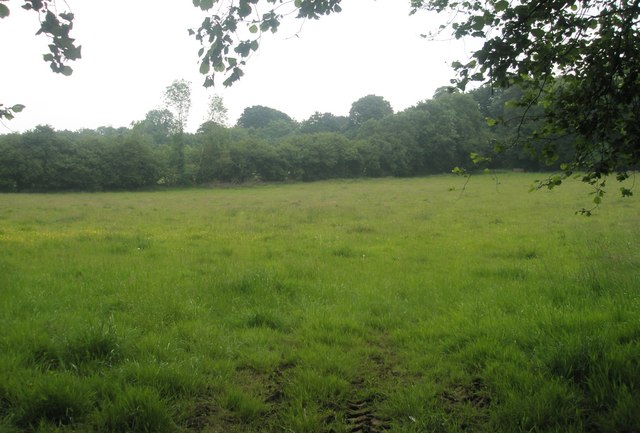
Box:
[192,0,639,207]
[163,79,192,133]
[132,109,177,145]
[205,94,229,126]
[300,112,348,134]
[349,95,393,127]
[162,79,192,183]
[236,105,293,129]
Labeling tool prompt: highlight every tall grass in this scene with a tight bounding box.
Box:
[0,173,638,432]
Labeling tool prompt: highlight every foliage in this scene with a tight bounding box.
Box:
[189,0,342,87]
[192,0,639,205]
[286,132,360,180]
[0,0,81,120]
[0,0,81,75]
[348,94,394,127]
[300,111,349,134]
[236,105,294,129]
[205,94,229,126]
[414,0,640,207]
[4,0,638,207]
[0,104,25,122]
[356,114,421,176]
[132,109,177,145]
[0,90,555,192]
[471,84,577,171]
[161,79,192,183]
[0,126,162,191]
[102,133,160,190]
[163,79,192,133]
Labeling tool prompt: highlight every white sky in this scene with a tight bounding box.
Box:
[0,0,477,133]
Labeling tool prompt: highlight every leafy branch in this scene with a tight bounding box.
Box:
[1,0,81,121]
[189,0,342,87]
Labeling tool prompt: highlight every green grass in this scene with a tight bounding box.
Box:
[0,173,638,432]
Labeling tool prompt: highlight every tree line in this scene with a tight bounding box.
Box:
[2,0,637,202]
[0,85,570,192]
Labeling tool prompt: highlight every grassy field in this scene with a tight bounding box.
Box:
[0,173,638,433]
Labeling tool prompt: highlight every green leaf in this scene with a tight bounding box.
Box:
[222,67,244,87]
[452,166,467,176]
[11,104,25,113]
[59,12,74,21]
[620,187,633,197]
[294,0,301,7]
[530,28,545,38]
[234,43,251,57]
[61,65,73,76]
[0,3,9,18]
[494,0,508,12]
[67,45,82,60]
[249,24,258,33]
[238,2,252,18]
[472,17,484,31]
[199,61,210,74]
[199,0,214,10]
[486,117,497,126]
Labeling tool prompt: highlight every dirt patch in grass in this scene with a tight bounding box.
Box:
[442,377,491,409]
[440,377,492,430]
[264,360,296,406]
[345,398,391,433]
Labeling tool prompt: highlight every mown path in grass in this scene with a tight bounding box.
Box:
[0,173,638,433]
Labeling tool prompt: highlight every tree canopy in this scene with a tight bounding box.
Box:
[163,79,192,133]
[349,95,394,127]
[190,0,639,207]
[205,94,229,126]
[237,105,294,129]
[4,0,638,207]
[300,112,349,134]
[132,109,177,145]
[417,0,640,208]
[1,88,548,191]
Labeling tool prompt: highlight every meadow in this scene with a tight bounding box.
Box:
[0,173,638,433]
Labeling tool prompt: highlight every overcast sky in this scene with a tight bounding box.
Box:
[0,0,478,133]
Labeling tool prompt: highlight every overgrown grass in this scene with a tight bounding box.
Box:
[0,173,638,432]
